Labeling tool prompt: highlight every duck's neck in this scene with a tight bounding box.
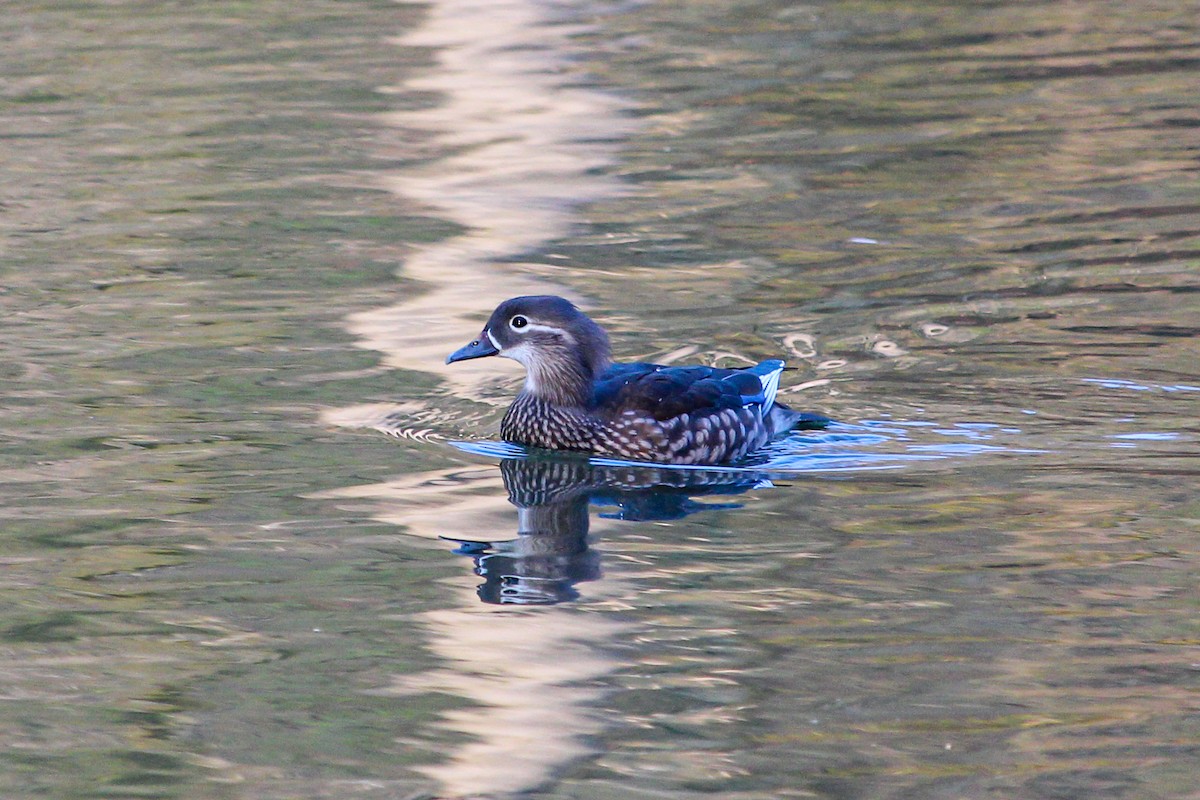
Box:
[523,353,599,408]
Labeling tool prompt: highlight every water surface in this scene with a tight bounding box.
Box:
[1,0,1198,798]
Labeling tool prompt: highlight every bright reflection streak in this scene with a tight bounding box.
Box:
[346,0,638,399]
[325,0,640,794]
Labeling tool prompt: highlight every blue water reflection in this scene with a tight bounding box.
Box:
[1083,377,1200,393]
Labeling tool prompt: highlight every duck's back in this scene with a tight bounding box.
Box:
[593,362,770,421]
[581,360,789,464]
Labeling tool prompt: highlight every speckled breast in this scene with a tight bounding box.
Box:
[500,395,603,454]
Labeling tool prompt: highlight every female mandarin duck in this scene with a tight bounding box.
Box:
[446,296,829,465]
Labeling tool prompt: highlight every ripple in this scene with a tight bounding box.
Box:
[1083,377,1200,393]
[321,401,470,442]
[1109,432,1183,441]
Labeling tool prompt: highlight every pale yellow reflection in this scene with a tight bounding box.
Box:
[324,0,642,793]
[347,0,638,402]
[401,585,624,797]
[317,462,629,798]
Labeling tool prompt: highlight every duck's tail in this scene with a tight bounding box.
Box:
[745,360,832,435]
[747,359,831,435]
[767,403,832,435]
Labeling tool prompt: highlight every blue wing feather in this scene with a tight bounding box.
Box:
[592,360,786,421]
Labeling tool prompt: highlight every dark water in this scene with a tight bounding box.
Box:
[2,0,1198,798]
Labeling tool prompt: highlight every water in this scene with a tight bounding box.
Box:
[1,0,1198,798]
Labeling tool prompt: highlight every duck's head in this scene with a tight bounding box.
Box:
[446,296,612,405]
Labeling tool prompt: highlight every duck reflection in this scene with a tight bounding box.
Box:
[443,456,769,605]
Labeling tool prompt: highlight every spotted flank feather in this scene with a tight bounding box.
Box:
[447,296,830,465]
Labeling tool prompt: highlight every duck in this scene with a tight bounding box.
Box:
[446,295,829,465]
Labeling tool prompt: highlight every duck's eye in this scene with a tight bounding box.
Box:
[510,315,528,330]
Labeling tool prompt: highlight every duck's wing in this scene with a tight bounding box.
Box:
[594,361,783,422]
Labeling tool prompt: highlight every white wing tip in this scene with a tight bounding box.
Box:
[759,362,783,414]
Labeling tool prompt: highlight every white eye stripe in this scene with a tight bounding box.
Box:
[521,322,571,339]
